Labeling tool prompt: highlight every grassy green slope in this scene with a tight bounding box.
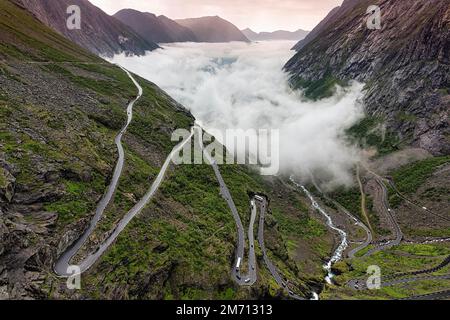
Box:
[78,161,329,300]
[322,243,450,300]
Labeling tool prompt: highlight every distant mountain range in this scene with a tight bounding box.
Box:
[17,0,250,56]
[115,11,249,44]
[113,9,198,43]
[176,16,250,43]
[242,28,309,41]
[17,0,160,57]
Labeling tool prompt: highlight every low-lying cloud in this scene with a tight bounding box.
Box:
[111,41,364,188]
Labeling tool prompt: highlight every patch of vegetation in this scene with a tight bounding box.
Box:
[273,207,327,239]
[294,74,347,100]
[44,200,90,226]
[44,175,106,227]
[388,156,450,206]
[0,89,8,102]
[129,80,194,153]
[322,243,450,300]
[217,287,236,300]
[40,64,128,98]
[422,186,450,202]
[396,244,450,257]
[346,116,399,155]
[396,112,417,123]
[0,43,30,60]
[402,226,450,238]
[438,87,449,95]
[329,187,361,219]
[391,156,450,195]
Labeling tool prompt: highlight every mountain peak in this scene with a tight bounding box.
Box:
[19,0,159,57]
[176,16,250,43]
[114,9,197,43]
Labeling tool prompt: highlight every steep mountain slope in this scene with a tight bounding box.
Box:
[0,0,192,299]
[242,28,309,41]
[113,9,197,43]
[284,0,450,155]
[241,28,259,41]
[291,6,340,51]
[158,15,198,42]
[0,0,332,300]
[17,0,159,57]
[292,0,361,51]
[176,16,250,43]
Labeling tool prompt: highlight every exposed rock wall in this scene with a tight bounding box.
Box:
[285,0,450,155]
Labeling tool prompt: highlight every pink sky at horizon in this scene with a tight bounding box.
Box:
[89,0,343,32]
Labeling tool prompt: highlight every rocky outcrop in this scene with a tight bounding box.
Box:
[291,0,362,51]
[114,9,198,43]
[176,16,250,43]
[18,0,159,57]
[284,0,450,155]
[0,166,15,203]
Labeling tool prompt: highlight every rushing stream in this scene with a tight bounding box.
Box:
[290,177,348,294]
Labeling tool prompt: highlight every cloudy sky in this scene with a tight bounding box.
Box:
[90,0,343,32]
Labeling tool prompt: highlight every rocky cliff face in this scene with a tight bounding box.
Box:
[18,0,159,57]
[113,9,198,44]
[291,6,340,51]
[176,16,250,43]
[285,0,450,155]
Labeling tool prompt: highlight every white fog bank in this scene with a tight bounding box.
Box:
[111,41,364,188]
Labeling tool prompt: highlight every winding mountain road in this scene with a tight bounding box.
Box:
[54,67,193,276]
[77,129,193,273]
[196,125,257,286]
[348,274,450,291]
[386,178,450,223]
[357,165,373,232]
[345,209,373,259]
[347,175,449,296]
[54,66,141,276]
[400,290,450,300]
[197,127,303,296]
[348,254,450,292]
[256,196,305,300]
[362,179,403,257]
